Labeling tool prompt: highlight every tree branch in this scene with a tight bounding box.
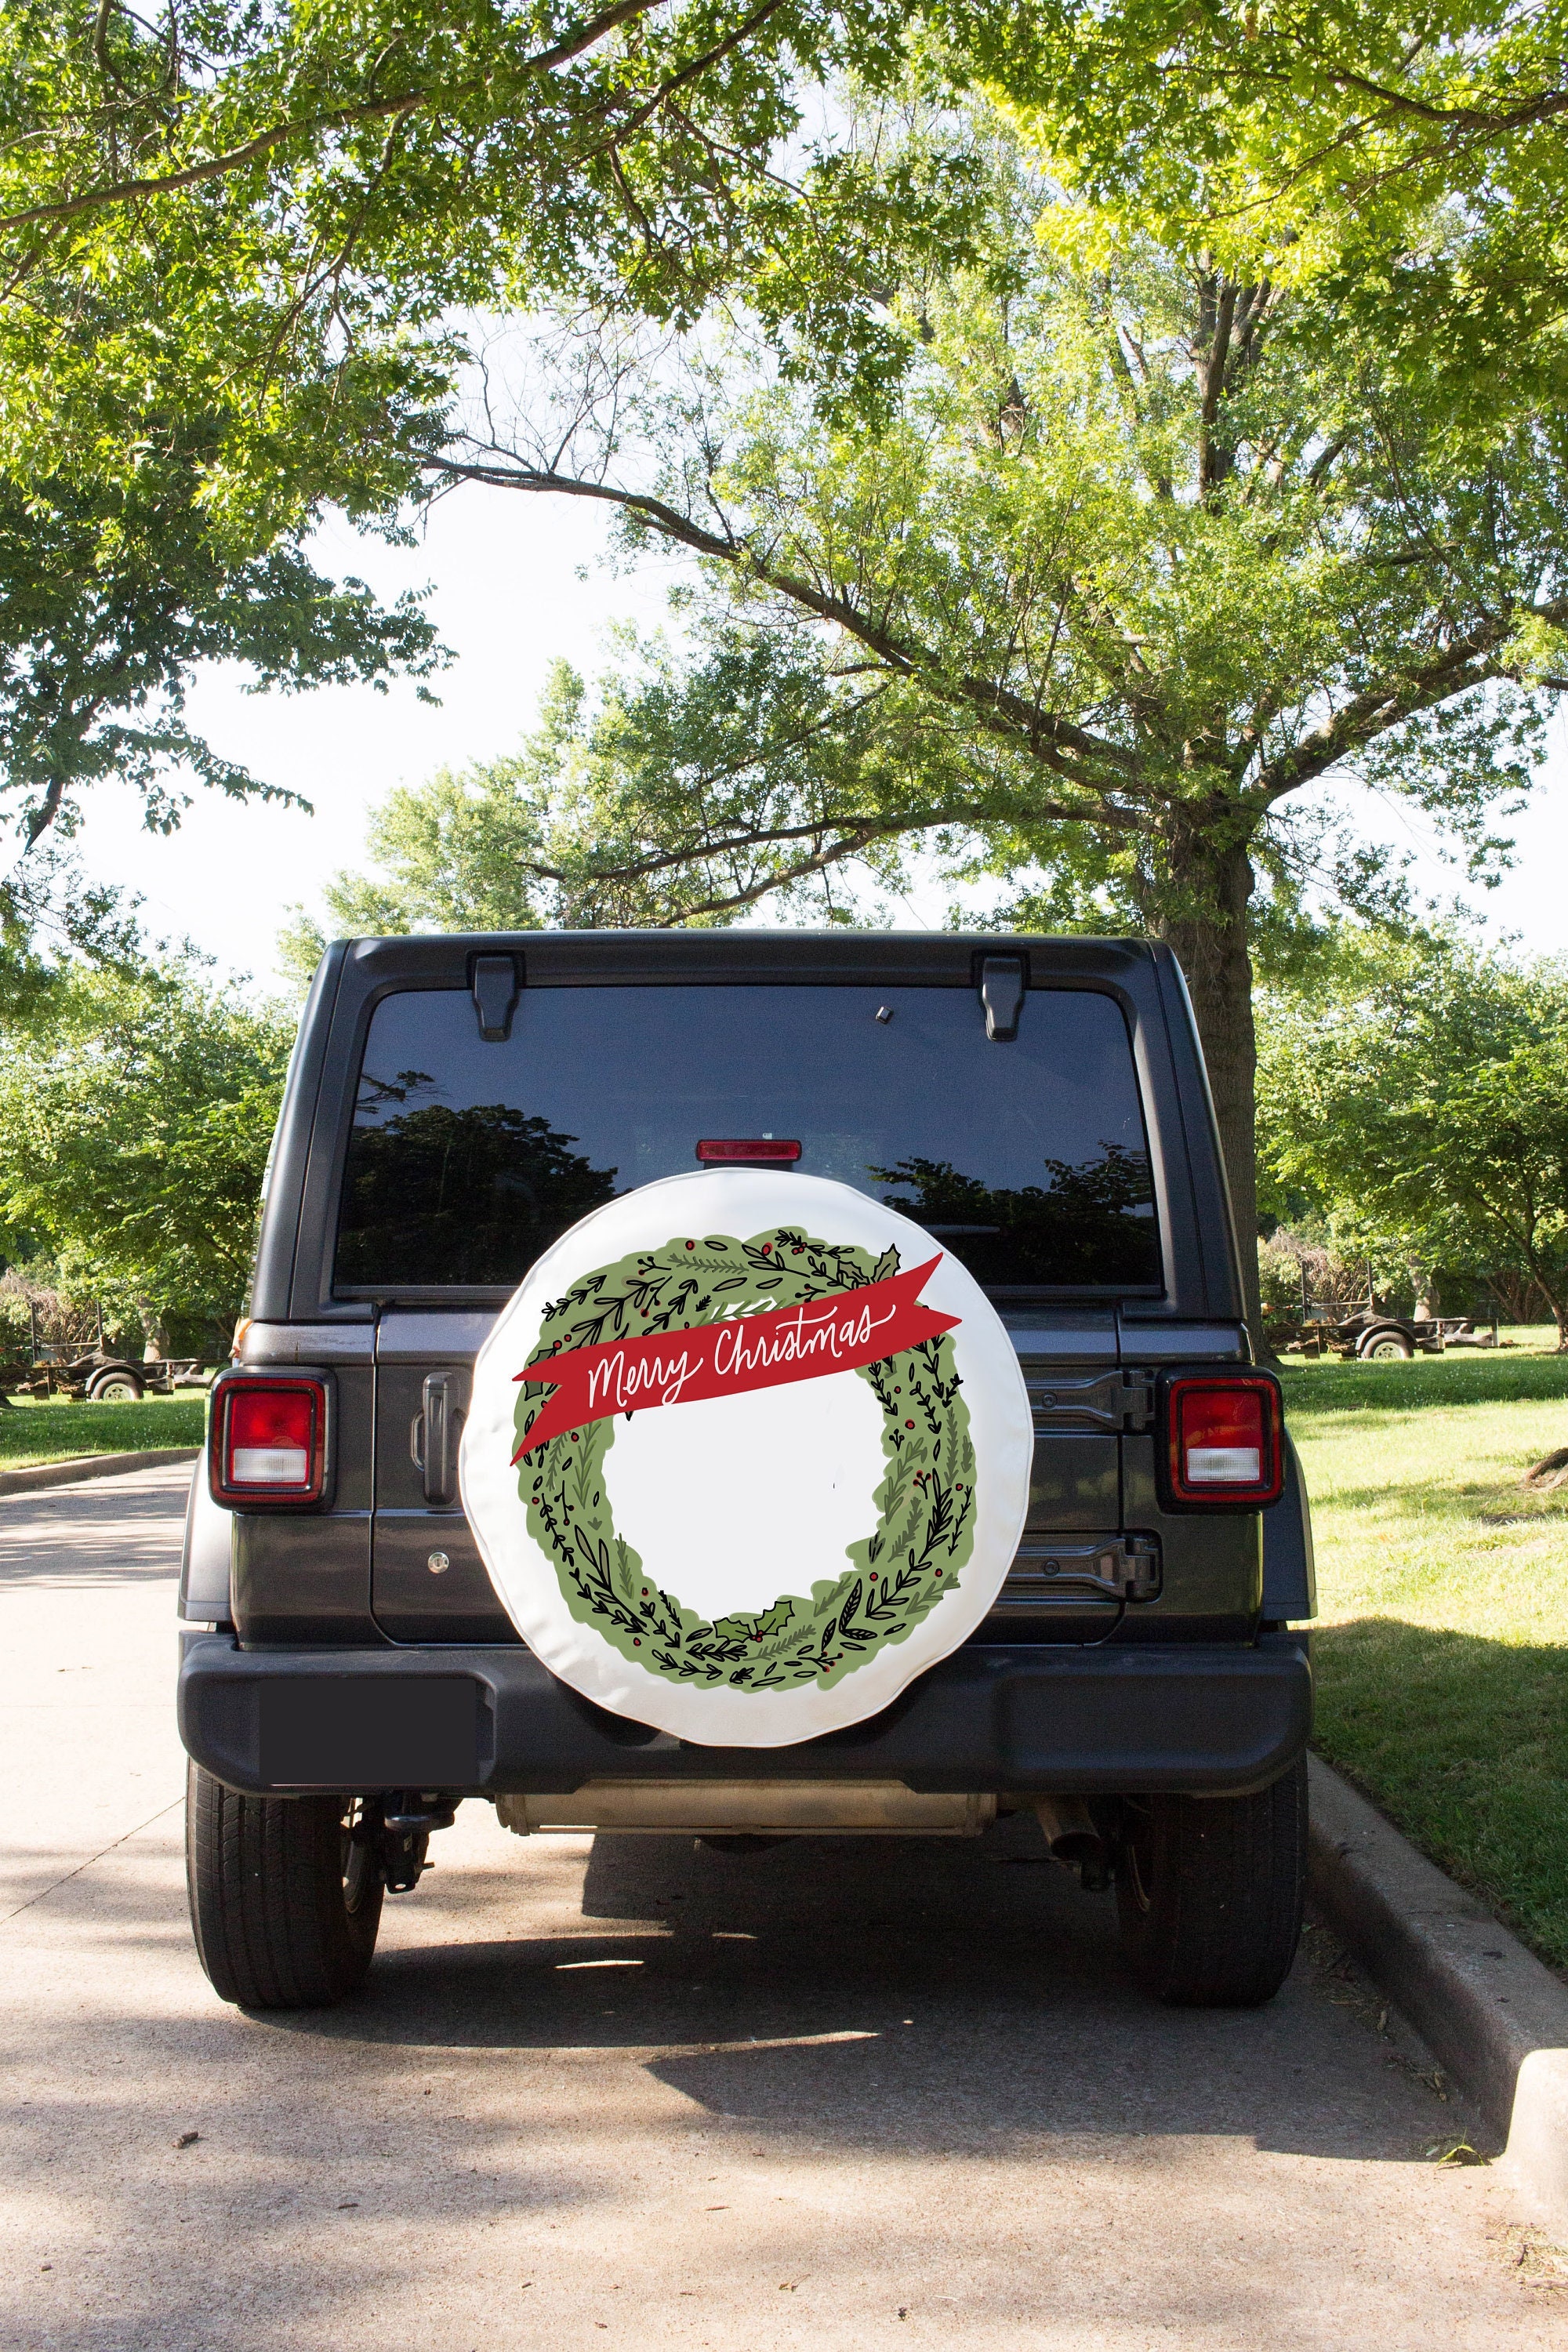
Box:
[0,0,669,234]
[431,452,1147,796]
[1253,600,1568,803]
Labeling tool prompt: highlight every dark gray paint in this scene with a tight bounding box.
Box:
[181,1629,1312,1798]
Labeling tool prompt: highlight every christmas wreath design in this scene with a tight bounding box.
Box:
[513,1225,976,1691]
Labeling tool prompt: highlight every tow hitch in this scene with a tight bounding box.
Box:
[371,1793,459,1893]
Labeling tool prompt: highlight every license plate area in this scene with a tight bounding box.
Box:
[258,1675,481,1788]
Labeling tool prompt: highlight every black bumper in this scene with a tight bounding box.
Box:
[178,1632,1312,1799]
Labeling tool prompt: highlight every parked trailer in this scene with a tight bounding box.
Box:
[1,1349,211,1401]
[1275,1305,1488,1360]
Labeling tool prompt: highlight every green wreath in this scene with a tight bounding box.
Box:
[514,1224,976,1692]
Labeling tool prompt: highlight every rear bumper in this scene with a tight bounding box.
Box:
[178,1632,1312,1800]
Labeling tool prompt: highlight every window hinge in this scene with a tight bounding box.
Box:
[977,953,1027,1042]
[470,953,521,1042]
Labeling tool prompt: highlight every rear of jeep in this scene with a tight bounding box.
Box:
[179,931,1314,2011]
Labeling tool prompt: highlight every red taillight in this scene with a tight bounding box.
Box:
[695,1138,802,1164]
[210,1376,327,1505]
[1163,1375,1283,1508]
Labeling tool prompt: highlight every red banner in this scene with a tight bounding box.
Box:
[513,1256,958,1461]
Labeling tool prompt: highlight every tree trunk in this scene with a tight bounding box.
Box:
[137,1301,171,1361]
[1156,829,1266,1352]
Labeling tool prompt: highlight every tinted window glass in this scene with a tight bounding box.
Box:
[334,984,1160,1292]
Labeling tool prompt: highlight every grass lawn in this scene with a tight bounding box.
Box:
[0,1392,206,1469]
[1283,1329,1568,1975]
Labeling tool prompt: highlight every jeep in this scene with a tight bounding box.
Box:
[179,932,1314,2009]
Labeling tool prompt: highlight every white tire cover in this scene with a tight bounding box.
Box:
[460,1170,1033,1746]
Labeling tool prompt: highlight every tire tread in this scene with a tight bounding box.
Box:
[185,1762,381,2009]
[1116,1759,1307,2007]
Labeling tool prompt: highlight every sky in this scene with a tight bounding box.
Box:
[49,479,1568,990]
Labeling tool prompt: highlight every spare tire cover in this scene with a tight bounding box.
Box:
[460,1169,1033,1746]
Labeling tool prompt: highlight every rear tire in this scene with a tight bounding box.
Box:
[1115,1759,1307,2007]
[185,1762,383,2009]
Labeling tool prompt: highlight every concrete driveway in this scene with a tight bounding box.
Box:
[2,1462,1563,2351]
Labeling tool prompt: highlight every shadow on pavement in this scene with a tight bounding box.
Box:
[0,1469,189,1588]
[246,1812,1446,2166]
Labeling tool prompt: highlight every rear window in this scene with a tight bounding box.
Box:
[334,984,1160,1294]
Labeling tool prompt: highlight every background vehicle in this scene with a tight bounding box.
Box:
[178,933,1316,2014]
[1272,1292,1489,1362]
[2,1347,210,1401]
[1279,1308,1486,1364]
[0,1301,212,1400]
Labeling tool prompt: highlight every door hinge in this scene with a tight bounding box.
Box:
[1025,1367,1156,1433]
[977,953,1028,1042]
[996,1534,1162,1607]
[1120,1370,1156,1432]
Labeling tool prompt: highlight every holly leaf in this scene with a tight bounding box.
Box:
[713,1598,796,1642]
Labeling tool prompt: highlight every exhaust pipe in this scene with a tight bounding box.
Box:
[1034,1795,1111,1886]
[497,1781,996,1838]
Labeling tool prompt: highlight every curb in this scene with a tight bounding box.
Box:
[0,1447,199,1496]
[1308,1754,1568,2235]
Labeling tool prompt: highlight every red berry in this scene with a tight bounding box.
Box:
[684,1240,695,1250]
[905,1420,914,1429]
[761,1243,772,1254]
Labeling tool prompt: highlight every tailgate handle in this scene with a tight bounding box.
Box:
[410,1374,463,1506]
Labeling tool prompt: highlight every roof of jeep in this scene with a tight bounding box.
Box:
[326,930,1163,986]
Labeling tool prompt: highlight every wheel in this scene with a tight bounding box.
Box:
[90,1370,144,1400]
[1361,1330,1414,1361]
[184,1761,383,2009]
[1114,1759,1307,2006]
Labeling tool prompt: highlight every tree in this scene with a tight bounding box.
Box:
[949,0,1568,380]
[0,960,293,1346]
[278,625,913,979]
[0,2,976,493]
[0,433,444,845]
[1256,935,1568,1347]
[413,107,1568,1338]
[0,6,981,867]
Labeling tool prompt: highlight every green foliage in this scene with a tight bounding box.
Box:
[0,440,444,845]
[0,2,978,510]
[336,114,1568,954]
[950,0,1568,383]
[518,1225,975,1690]
[388,103,1568,1330]
[1258,934,1568,1341]
[280,624,938,980]
[0,2,978,860]
[0,960,294,1341]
